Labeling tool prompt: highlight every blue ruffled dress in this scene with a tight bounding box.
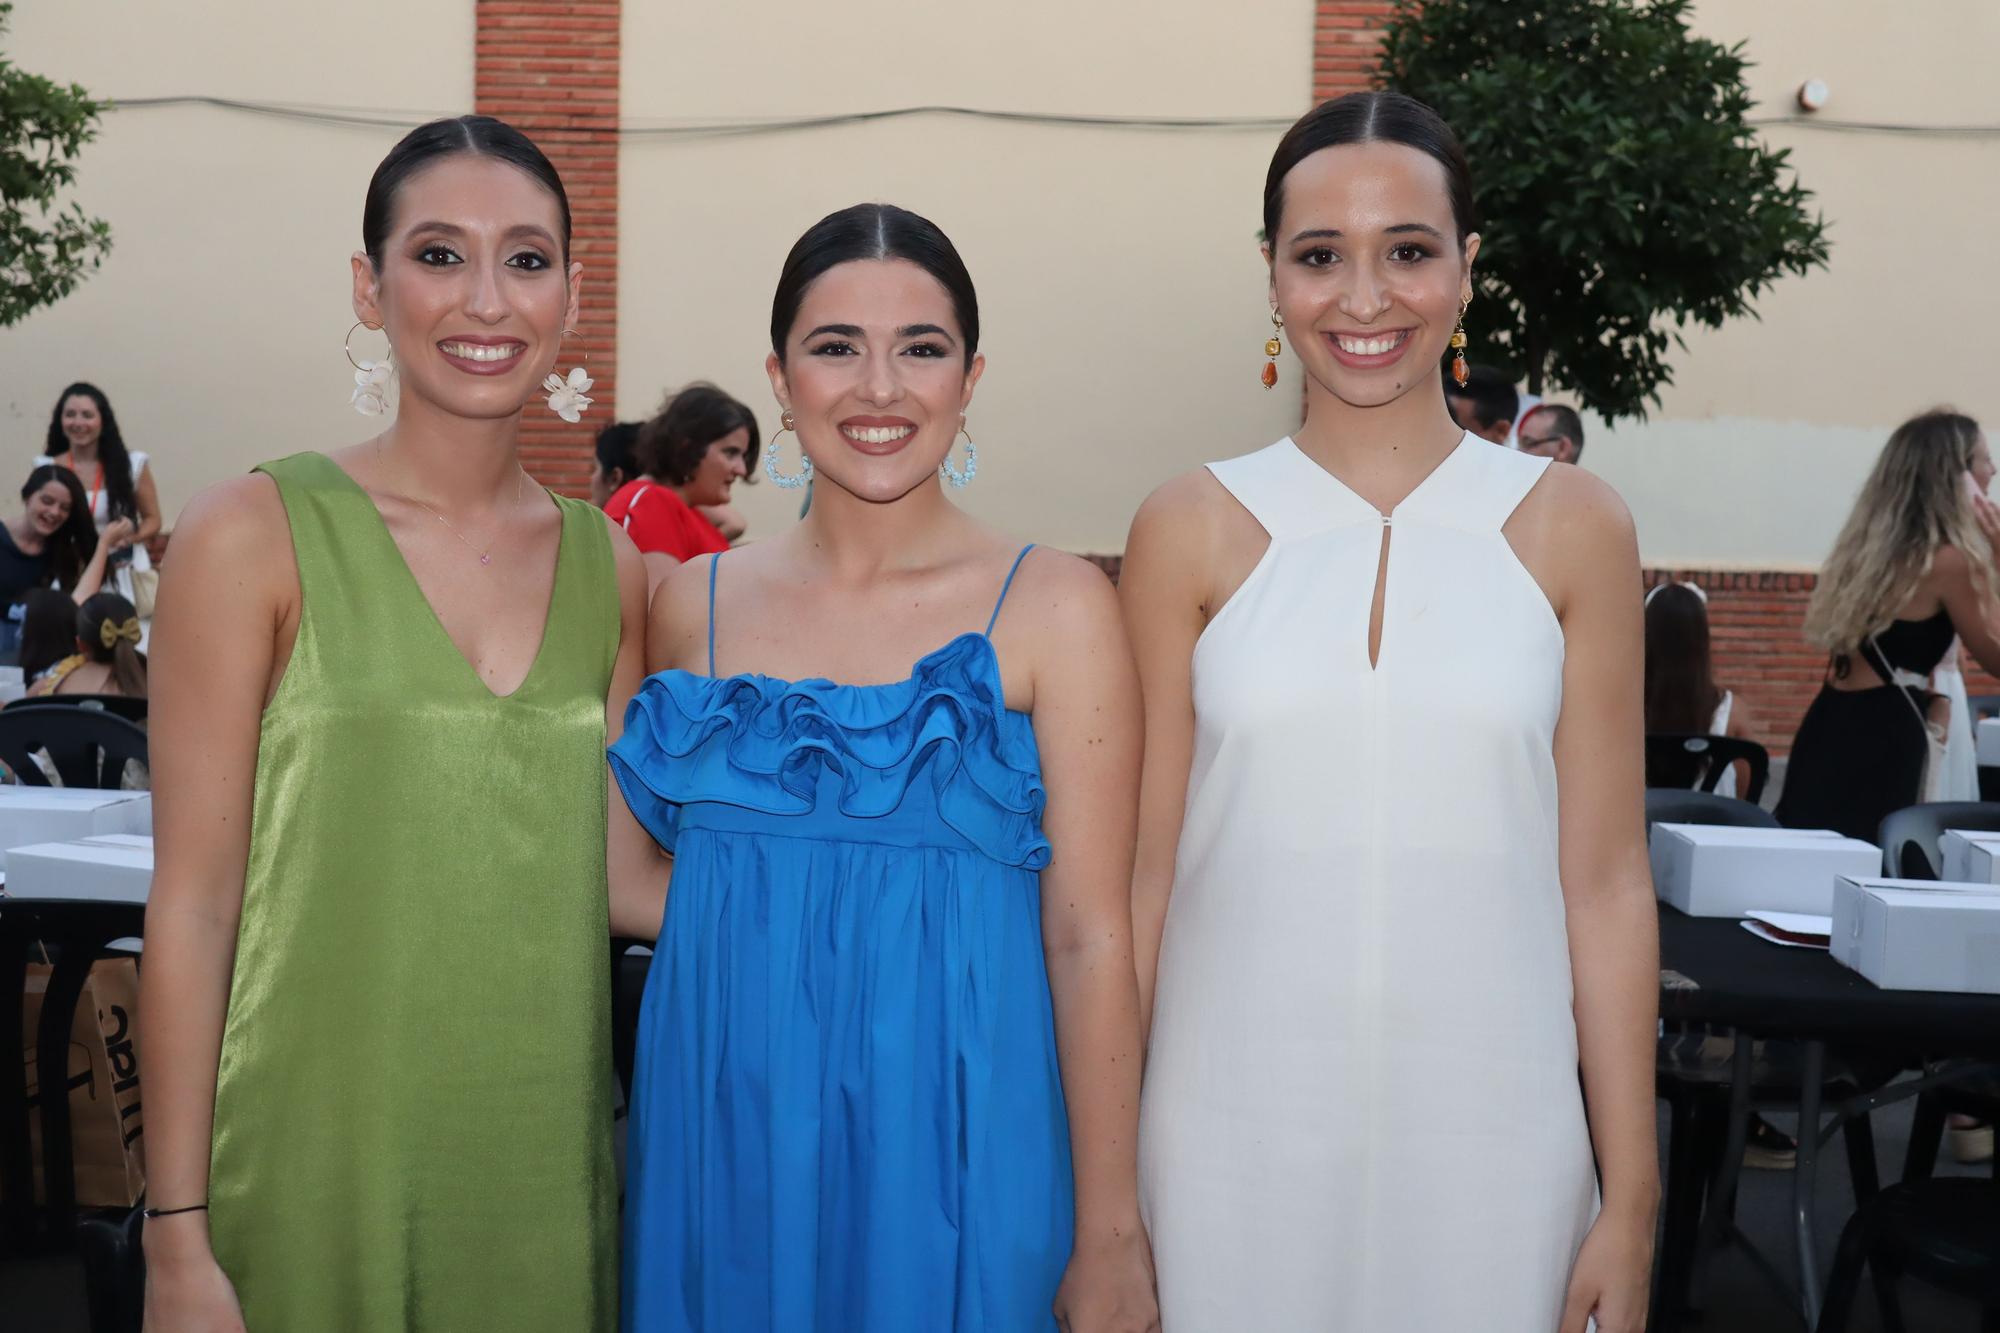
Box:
[609,547,1073,1333]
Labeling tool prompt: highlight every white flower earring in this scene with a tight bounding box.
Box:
[346,320,394,416]
[764,411,813,488]
[543,328,595,423]
[940,417,977,488]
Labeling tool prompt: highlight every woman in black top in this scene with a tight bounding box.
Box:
[1,464,127,660]
[1778,410,2000,839]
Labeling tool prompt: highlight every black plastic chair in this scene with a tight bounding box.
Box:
[1646,733,1772,806]
[609,938,653,1110]
[76,1206,145,1333]
[1904,1067,2000,1184]
[0,704,147,789]
[18,692,148,724]
[1876,801,2000,879]
[1816,1178,2000,1332]
[1645,787,1779,836]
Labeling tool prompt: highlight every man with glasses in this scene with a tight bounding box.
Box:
[1516,402,1585,465]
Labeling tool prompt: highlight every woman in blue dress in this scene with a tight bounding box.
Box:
[611,203,1158,1333]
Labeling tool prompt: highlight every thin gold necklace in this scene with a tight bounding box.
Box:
[380,440,530,567]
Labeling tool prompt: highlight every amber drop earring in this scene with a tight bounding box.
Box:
[1262,310,1283,389]
[1449,296,1471,387]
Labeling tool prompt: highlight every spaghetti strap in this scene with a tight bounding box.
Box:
[707,552,721,677]
[985,544,1036,637]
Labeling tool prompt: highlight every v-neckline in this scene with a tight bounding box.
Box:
[1283,431,1471,522]
[329,457,566,703]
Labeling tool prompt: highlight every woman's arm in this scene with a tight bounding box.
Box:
[1027,554,1158,1332]
[130,461,164,546]
[1117,475,1218,1038]
[71,517,134,602]
[1932,535,2000,677]
[697,503,746,542]
[139,475,295,1329]
[605,522,670,939]
[1522,470,1659,1333]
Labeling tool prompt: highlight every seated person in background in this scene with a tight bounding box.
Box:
[596,416,748,542]
[1442,363,1519,445]
[606,382,759,589]
[17,588,79,686]
[1517,402,1586,465]
[588,420,642,510]
[2,465,131,658]
[29,591,147,699]
[1644,581,1758,797]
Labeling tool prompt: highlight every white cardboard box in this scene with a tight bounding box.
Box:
[1978,717,2000,768]
[3,834,153,904]
[0,789,150,872]
[1652,823,1880,917]
[1940,829,2000,884]
[1830,876,2000,993]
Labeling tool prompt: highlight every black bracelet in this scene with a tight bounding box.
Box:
[141,1203,209,1219]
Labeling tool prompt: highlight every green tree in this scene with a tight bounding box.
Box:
[0,0,111,327]
[1378,0,1829,420]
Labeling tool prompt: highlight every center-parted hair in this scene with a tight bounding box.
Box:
[362,115,572,266]
[1263,91,1476,248]
[44,383,137,525]
[1806,408,1995,659]
[769,204,979,365]
[639,383,763,486]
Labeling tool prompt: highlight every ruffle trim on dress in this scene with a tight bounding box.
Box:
[608,633,1051,869]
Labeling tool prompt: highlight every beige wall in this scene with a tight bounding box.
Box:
[618,0,1313,554]
[1588,0,2000,567]
[11,0,1983,567]
[0,2,475,522]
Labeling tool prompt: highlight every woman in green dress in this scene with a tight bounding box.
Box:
[138,116,657,1331]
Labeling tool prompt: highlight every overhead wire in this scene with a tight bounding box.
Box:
[106,96,2000,140]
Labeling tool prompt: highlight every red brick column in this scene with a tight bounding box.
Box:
[1314,1,1395,101]
[475,0,619,496]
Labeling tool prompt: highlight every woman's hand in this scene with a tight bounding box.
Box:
[142,1222,247,1333]
[1972,488,2000,562]
[104,516,137,552]
[1052,1227,1161,1333]
[1559,1207,1653,1333]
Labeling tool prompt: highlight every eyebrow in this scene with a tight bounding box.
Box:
[1288,222,1447,244]
[804,323,957,342]
[405,220,559,246]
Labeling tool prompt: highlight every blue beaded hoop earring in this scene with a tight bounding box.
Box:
[940,419,978,489]
[764,411,813,489]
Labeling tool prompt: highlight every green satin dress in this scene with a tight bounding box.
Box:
[205,451,618,1331]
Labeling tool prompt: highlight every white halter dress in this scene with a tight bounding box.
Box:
[1138,434,1597,1330]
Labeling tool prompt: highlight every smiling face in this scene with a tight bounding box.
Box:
[682,426,751,508]
[766,258,984,504]
[352,154,582,424]
[1265,140,1478,410]
[24,479,73,538]
[60,395,102,453]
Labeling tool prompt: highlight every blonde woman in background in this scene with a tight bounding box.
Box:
[1777,409,2000,839]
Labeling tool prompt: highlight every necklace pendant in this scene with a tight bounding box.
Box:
[480,553,492,566]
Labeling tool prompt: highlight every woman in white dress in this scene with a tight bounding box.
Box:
[38,383,162,636]
[1124,92,1658,1332]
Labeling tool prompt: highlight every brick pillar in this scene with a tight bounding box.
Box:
[1314,1,1396,102]
[475,0,619,496]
